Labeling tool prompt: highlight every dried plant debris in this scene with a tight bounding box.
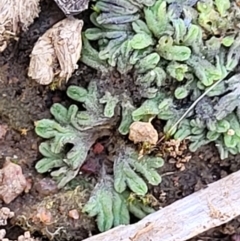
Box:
[28,18,83,85]
[80,0,240,159]
[162,139,191,171]
[0,207,14,226]
[0,160,27,204]
[54,0,90,15]
[0,0,40,52]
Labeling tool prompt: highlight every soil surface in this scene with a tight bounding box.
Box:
[1,1,240,241]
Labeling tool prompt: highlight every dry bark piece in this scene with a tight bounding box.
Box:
[0,161,27,204]
[0,0,40,52]
[28,18,83,85]
[129,121,158,145]
[54,0,90,15]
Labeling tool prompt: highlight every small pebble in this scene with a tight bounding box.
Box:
[68,209,79,220]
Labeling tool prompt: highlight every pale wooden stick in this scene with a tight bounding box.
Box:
[83,170,240,241]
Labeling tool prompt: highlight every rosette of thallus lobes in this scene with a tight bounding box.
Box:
[82,0,240,159]
[35,79,164,232]
[34,0,240,233]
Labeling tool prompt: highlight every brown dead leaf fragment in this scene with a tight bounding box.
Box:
[28,18,83,85]
[129,121,158,145]
[0,160,27,204]
[0,0,40,52]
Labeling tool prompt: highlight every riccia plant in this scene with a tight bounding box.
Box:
[35,0,240,233]
[83,147,163,232]
[35,80,164,231]
[35,81,113,188]
[81,0,240,159]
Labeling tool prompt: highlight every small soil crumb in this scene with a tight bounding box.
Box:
[35,207,52,224]
[33,178,58,197]
[0,160,27,204]
[68,209,79,220]
[129,121,158,145]
[0,207,14,225]
[92,143,104,154]
[80,158,101,175]
[28,18,83,85]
